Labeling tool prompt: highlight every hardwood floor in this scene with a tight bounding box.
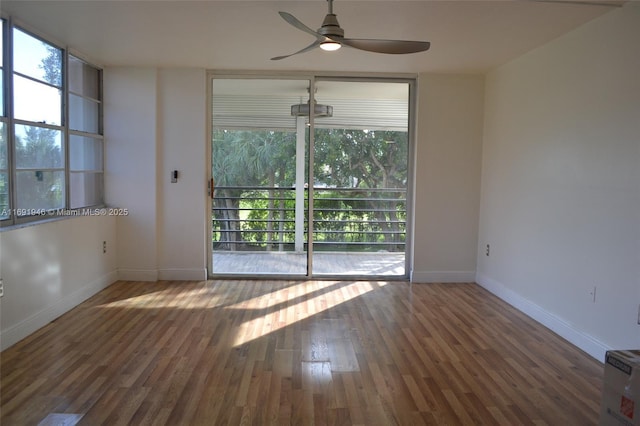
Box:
[1,280,603,425]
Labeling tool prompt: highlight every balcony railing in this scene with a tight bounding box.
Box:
[212,186,406,253]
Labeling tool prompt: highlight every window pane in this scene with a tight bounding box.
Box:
[14,75,62,125]
[16,170,64,212]
[0,121,6,169]
[69,94,99,133]
[70,172,103,208]
[0,172,8,219]
[0,19,4,116]
[0,122,7,218]
[15,124,63,169]
[0,20,3,68]
[0,73,4,117]
[70,135,102,171]
[13,28,62,86]
[69,56,99,99]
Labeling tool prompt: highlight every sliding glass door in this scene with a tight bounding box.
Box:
[310,80,409,277]
[210,78,310,275]
[209,76,411,278]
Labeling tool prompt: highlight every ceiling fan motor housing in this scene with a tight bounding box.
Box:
[318,14,344,38]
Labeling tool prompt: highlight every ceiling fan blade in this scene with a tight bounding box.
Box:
[271,40,324,61]
[278,12,323,39]
[341,38,431,55]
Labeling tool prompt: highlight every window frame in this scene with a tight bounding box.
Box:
[67,54,104,210]
[0,18,104,228]
[0,17,11,222]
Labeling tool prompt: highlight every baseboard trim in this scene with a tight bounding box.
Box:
[117,269,159,282]
[158,268,207,281]
[475,272,609,362]
[1,270,118,351]
[410,270,476,283]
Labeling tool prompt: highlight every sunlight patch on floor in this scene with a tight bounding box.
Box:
[96,286,224,310]
[38,413,84,426]
[231,281,380,347]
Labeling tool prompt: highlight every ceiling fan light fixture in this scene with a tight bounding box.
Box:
[291,101,333,118]
[320,40,341,51]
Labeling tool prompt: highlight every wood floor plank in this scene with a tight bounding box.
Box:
[1,280,604,425]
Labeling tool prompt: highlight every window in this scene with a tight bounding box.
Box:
[0,20,8,220]
[0,21,104,226]
[13,28,64,216]
[68,56,103,209]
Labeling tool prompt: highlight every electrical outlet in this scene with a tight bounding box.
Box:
[0,279,4,298]
[103,241,107,254]
[486,244,490,257]
[589,286,596,303]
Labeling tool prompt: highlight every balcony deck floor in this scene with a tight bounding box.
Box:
[212,251,405,276]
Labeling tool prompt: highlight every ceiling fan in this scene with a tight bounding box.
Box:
[271,0,431,61]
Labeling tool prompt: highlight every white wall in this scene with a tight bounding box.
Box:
[0,216,118,350]
[104,68,160,281]
[411,74,484,283]
[156,69,208,280]
[477,3,640,360]
[104,68,207,281]
[103,69,484,283]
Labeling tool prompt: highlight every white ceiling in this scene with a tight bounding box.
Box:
[1,0,623,74]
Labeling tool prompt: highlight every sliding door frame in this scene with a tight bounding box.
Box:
[206,71,417,281]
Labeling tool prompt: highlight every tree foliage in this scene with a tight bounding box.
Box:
[16,127,62,168]
[39,46,62,86]
[314,128,407,189]
[14,127,64,210]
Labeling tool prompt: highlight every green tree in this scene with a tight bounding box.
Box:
[313,128,407,189]
[39,46,62,86]
[15,127,63,210]
[212,129,296,250]
[313,128,407,250]
[16,126,62,168]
